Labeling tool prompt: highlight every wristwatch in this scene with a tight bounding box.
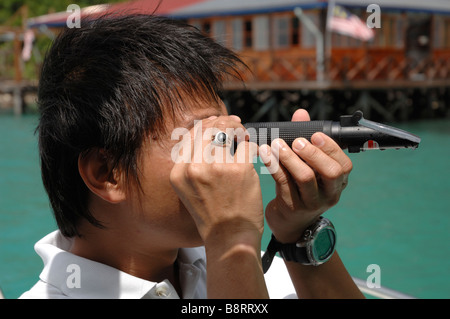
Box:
[262,217,337,273]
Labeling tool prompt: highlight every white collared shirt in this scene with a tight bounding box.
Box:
[19,230,297,299]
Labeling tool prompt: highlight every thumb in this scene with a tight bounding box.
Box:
[291,109,311,122]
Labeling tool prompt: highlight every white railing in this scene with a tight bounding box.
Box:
[352,277,416,299]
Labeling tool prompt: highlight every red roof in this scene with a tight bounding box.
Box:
[29,0,450,29]
[108,0,207,16]
[28,0,208,28]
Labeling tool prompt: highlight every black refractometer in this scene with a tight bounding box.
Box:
[244,111,421,153]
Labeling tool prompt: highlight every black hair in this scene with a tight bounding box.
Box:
[37,14,244,237]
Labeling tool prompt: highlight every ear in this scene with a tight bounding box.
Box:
[78,149,126,204]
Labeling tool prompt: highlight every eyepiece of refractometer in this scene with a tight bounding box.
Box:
[243,111,421,153]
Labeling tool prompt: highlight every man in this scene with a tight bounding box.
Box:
[21,14,363,299]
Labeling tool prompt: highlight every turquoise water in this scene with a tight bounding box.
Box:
[0,113,449,299]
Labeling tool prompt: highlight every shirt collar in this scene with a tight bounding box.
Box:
[35,230,206,299]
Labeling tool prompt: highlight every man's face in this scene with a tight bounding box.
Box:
[126,100,228,248]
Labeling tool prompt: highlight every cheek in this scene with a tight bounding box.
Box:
[135,167,202,245]
[139,155,178,210]
[135,151,197,228]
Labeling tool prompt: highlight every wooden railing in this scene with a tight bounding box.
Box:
[225,52,450,90]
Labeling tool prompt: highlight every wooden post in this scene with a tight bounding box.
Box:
[13,31,22,83]
[13,86,24,115]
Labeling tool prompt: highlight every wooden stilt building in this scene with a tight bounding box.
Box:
[6,0,450,120]
[169,0,450,121]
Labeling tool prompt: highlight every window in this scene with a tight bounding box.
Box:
[445,19,450,48]
[434,15,443,48]
[202,21,211,36]
[212,20,227,45]
[244,19,253,49]
[302,11,318,48]
[292,16,300,45]
[395,16,405,48]
[380,17,390,46]
[369,14,401,48]
[436,16,450,48]
[273,15,290,49]
[254,16,270,51]
[231,18,243,51]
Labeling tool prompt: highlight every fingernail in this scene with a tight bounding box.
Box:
[312,134,325,147]
[293,138,306,151]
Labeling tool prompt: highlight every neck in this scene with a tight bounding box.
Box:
[69,219,182,294]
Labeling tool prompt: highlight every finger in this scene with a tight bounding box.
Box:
[260,143,301,209]
[234,140,258,165]
[207,114,241,123]
[259,144,277,174]
[271,139,319,208]
[229,115,242,123]
[311,132,353,175]
[292,137,344,197]
[209,115,246,132]
[291,109,310,122]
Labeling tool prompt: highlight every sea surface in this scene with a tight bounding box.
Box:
[0,112,449,299]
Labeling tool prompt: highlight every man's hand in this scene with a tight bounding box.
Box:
[170,115,268,298]
[259,109,353,244]
[170,115,263,245]
[259,109,363,299]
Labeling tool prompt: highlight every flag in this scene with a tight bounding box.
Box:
[327,5,375,41]
[22,29,35,61]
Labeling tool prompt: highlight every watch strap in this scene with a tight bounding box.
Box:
[261,235,280,273]
[261,234,309,273]
[262,217,336,272]
[278,240,309,264]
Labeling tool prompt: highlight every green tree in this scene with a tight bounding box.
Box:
[0,0,124,81]
[0,0,124,25]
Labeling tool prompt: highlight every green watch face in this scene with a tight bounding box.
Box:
[313,228,336,261]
